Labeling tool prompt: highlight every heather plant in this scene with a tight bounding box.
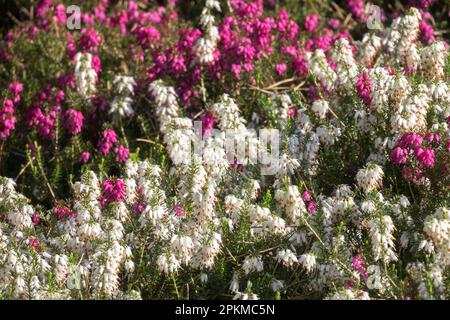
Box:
[0,0,449,300]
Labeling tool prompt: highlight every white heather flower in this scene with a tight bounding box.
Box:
[224,195,244,222]
[389,75,410,106]
[109,75,137,123]
[274,153,300,178]
[430,81,449,103]
[170,235,194,265]
[271,94,293,125]
[420,41,448,80]
[274,185,307,224]
[212,94,246,130]
[327,288,371,300]
[366,265,384,290]
[306,49,337,91]
[200,273,208,284]
[424,207,449,248]
[332,38,358,90]
[406,43,420,71]
[382,8,421,66]
[149,80,180,122]
[361,200,376,213]
[53,254,69,284]
[205,0,221,11]
[229,273,240,293]
[390,85,430,134]
[74,52,97,98]
[271,279,285,292]
[356,163,384,193]
[194,0,221,64]
[242,256,264,274]
[156,253,181,275]
[298,254,316,273]
[368,215,397,263]
[368,67,392,112]
[311,99,330,119]
[275,249,298,268]
[0,177,33,230]
[356,33,382,66]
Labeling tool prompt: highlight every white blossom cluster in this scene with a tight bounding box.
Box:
[74,52,97,98]
[109,75,137,123]
[194,0,221,64]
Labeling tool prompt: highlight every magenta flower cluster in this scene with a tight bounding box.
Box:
[102,178,127,205]
[0,82,23,139]
[98,129,129,164]
[390,132,449,181]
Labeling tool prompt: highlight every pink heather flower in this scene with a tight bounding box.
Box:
[276,63,287,75]
[37,111,57,139]
[98,129,118,155]
[293,55,308,76]
[408,0,434,9]
[402,167,417,181]
[54,4,67,24]
[55,90,65,104]
[79,28,101,52]
[425,133,441,145]
[66,33,77,59]
[314,34,333,50]
[282,45,297,57]
[447,139,450,153]
[243,62,254,73]
[200,113,215,137]
[232,0,264,18]
[28,142,36,156]
[398,133,423,150]
[132,202,147,214]
[328,18,340,29]
[82,13,95,26]
[345,279,358,289]
[352,254,368,280]
[420,20,435,45]
[288,108,296,119]
[135,26,161,48]
[31,213,40,226]
[174,203,186,217]
[356,72,372,106]
[102,178,126,204]
[93,5,107,22]
[347,0,367,22]
[231,64,242,79]
[0,99,15,139]
[230,159,244,170]
[114,144,129,164]
[302,190,312,202]
[277,9,298,40]
[171,55,186,74]
[8,81,24,100]
[304,14,319,33]
[390,147,408,165]
[414,147,424,158]
[27,237,40,252]
[79,151,90,164]
[307,201,316,214]
[308,85,319,100]
[417,148,435,168]
[36,0,52,19]
[54,206,74,220]
[64,109,84,135]
[91,55,102,74]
